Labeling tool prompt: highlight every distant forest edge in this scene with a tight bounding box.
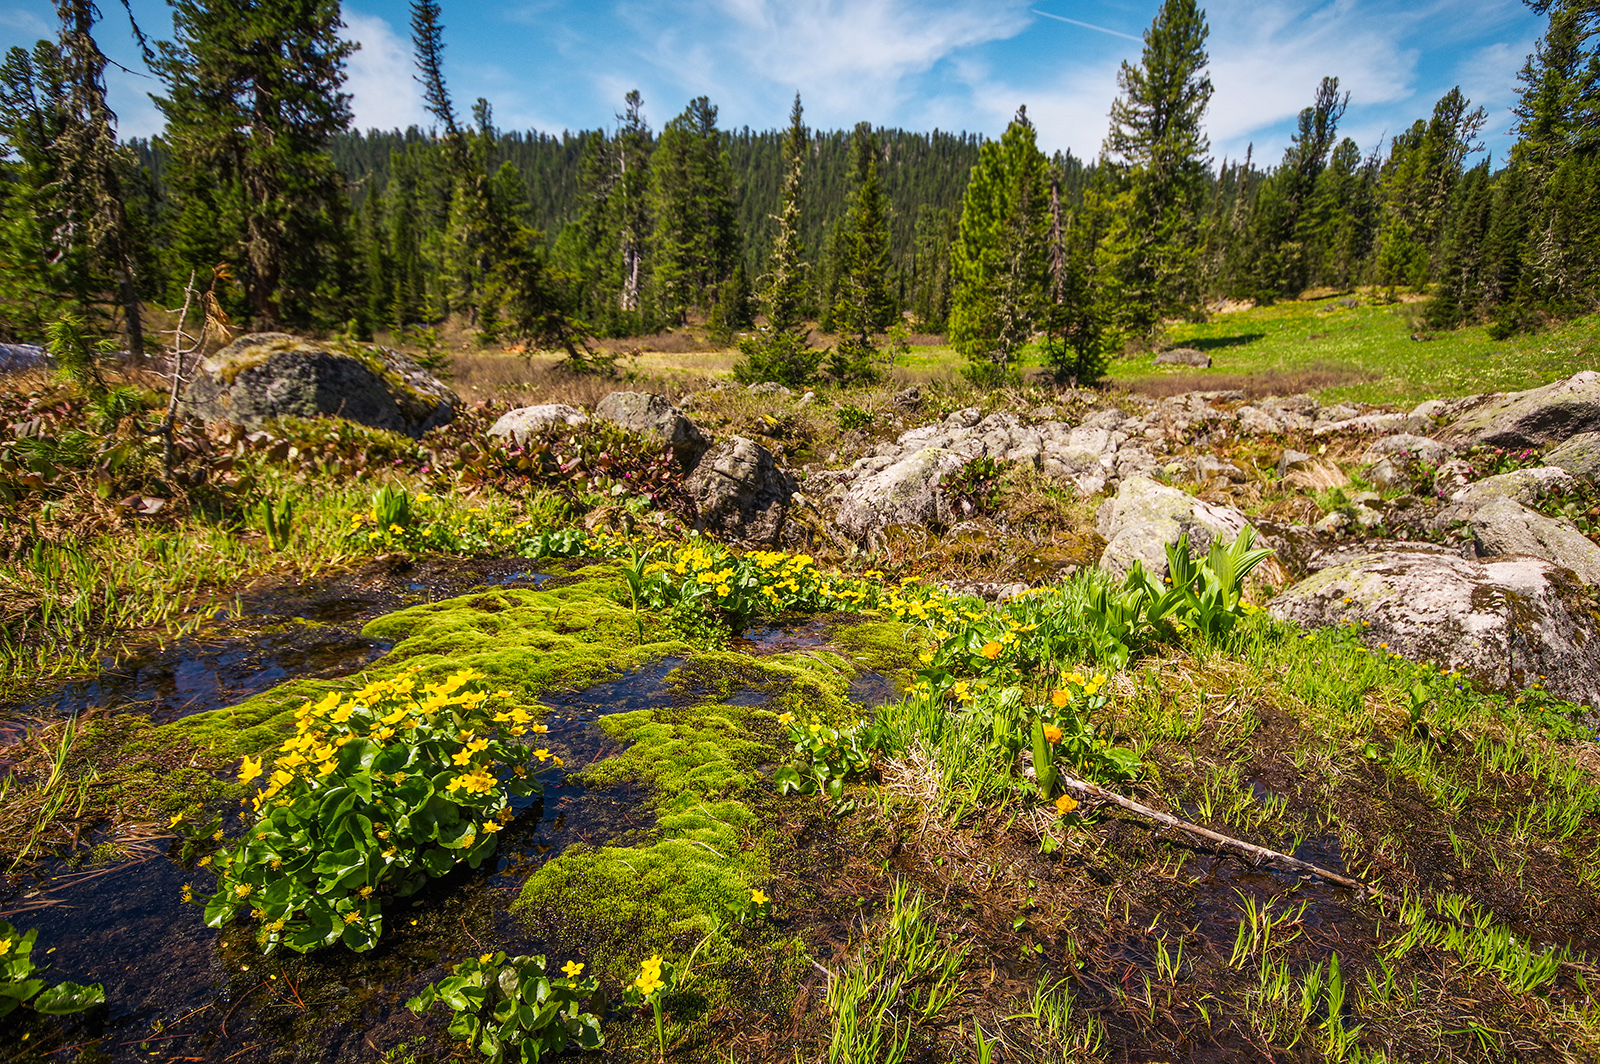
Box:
[1,0,1596,386]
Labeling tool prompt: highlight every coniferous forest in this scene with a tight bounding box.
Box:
[2,0,1595,385]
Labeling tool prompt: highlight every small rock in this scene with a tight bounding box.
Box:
[1545,431,1600,482]
[1154,347,1211,367]
[487,404,588,445]
[594,391,710,470]
[1364,433,1452,466]
[685,435,797,546]
[1470,496,1600,584]
[797,391,816,407]
[747,381,793,397]
[892,386,922,411]
[1095,474,1255,579]
[1276,449,1315,479]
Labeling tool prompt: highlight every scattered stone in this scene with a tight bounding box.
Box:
[746,381,792,397]
[1446,466,1575,511]
[1442,370,1600,447]
[183,333,458,437]
[1544,431,1600,482]
[1268,548,1600,708]
[486,404,588,445]
[1364,433,1452,466]
[0,343,47,373]
[1154,347,1211,367]
[1095,475,1254,579]
[1470,496,1600,585]
[685,435,797,546]
[892,386,922,410]
[1366,457,1409,489]
[593,391,710,470]
[1276,450,1315,478]
[797,391,816,407]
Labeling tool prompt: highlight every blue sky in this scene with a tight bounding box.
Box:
[0,0,1548,168]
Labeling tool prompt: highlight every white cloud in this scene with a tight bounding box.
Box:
[615,0,1034,129]
[0,8,50,38]
[342,6,429,132]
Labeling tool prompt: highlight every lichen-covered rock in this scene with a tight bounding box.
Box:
[1448,465,1575,509]
[1268,549,1600,708]
[487,404,588,445]
[182,333,458,437]
[1442,370,1600,447]
[1545,431,1600,482]
[593,391,709,469]
[1470,496,1600,585]
[834,447,969,542]
[685,436,797,546]
[1095,474,1254,578]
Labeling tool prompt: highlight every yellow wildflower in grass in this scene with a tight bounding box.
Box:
[1042,723,1063,744]
[750,888,768,906]
[180,883,193,903]
[980,641,1003,660]
[562,960,585,979]
[776,712,795,726]
[0,936,10,956]
[234,883,252,898]
[634,955,666,995]
[238,755,263,786]
[358,885,374,897]
[1054,793,1079,816]
[343,911,362,925]
[1051,689,1070,708]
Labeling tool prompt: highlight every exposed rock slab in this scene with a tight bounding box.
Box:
[1442,371,1600,447]
[183,333,458,437]
[1154,347,1211,367]
[1470,496,1600,585]
[1268,548,1600,708]
[833,447,970,541]
[686,436,797,546]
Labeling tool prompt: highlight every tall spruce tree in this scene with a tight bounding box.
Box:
[828,123,894,382]
[649,96,740,324]
[153,0,355,327]
[949,107,1050,383]
[52,1,145,356]
[733,93,821,387]
[1093,0,1213,341]
[1371,87,1485,292]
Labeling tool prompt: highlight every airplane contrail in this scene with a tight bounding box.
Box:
[1031,8,1142,43]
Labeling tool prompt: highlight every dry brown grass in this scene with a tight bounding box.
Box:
[1118,362,1380,400]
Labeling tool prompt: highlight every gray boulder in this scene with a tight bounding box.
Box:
[1364,434,1452,466]
[1545,431,1600,482]
[182,333,458,437]
[686,436,797,546]
[1154,347,1211,367]
[487,404,588,445]
[1268,548,1600,708]
[1448,465,1575,509]
[594,391,710,469]
[1095,475,1254,579]
[1470,496,1600,584]
[0,343,47,372]
[834,447,969,542]
[1442,370,1600,447]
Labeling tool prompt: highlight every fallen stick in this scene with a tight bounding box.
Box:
[1053,768,1377,896]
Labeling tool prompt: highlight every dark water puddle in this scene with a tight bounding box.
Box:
[3,657,684,1064]
[0,557,569,752]
[731,615,834,655]
[848,671,898,708]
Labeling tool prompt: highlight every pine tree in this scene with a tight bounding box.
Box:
[734,93,821,387]
[614,90,652,319]
[1040,173,1104,384]
[829,124,894,383]
[1093,0,1213,341]
[1371,88,1486,293]
[153,0,356,328]
[949,107,1050,383]
[649,96,740,324]
[52,1,145,356]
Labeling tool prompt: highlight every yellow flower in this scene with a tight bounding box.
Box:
[0,936,10,956]
[180,883,193,903]
[168,812,185,828]
[343,911,362,925]
[562,960,585,979]
[1051,689,1070,708]
[1042,723,1063,744]
[358,885,374,897]
[238,755,263,786]
[750,888,768,906]
[234,883,253,898]
[482,821,501,834]
[979,641,1003,660]
[1054,793,1078,816]
[777,712,795,726]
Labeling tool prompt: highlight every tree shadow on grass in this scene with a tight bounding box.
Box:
[1187,333,1266,351]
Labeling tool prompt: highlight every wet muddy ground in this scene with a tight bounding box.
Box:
[0,560,896,1063]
